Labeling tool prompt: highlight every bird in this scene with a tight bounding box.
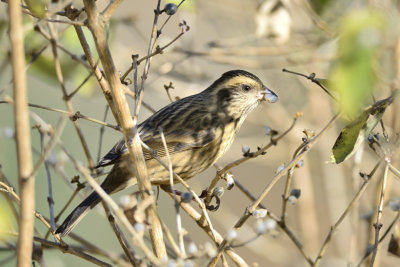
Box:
[55,70,278,236]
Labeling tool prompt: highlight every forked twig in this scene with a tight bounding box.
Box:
[208,113,341,266]
[313,161,381,266]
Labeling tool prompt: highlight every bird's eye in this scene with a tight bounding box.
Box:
[242,85,252,92]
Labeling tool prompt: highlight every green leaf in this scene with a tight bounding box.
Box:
[331,92,396,163]
[26,0,47,19]
[310,0,333,14]
[0,198,13,241]
[329,9,386,118]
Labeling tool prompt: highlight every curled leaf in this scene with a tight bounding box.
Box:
[332,92,396,163]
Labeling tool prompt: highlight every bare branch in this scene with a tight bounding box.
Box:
[8,1,35,266]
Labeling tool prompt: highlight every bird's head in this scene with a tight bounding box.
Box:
[207,70,278,118]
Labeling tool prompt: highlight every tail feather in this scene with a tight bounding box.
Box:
[55,163,135,236]
[55,191,101,236]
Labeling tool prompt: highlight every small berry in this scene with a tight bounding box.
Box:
[290,189,301,199]
[181,192,192,203]
[164,3,178,15]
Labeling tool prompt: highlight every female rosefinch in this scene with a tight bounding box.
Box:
[56,70,278,236]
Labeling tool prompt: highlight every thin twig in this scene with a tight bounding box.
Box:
[280,142,308,224]
[66,231,130,266]
[58,144,161,265]
[5,232,113,267]
[162,191,250,267]
[369,162,390,267]
[313,161,381,266]
[48,24,96,170]
[357,211,400,266]
[159,127,186,258]
[208,113,341,267]
[0,181,59,241]
[65,70,95,100]
[388,163,400,179]
[101,0,124,22]
[139,141,218,243]
[121,31,186,81]
[73,25,120,123]
[282,68,337,101]
[44,19,85,26]
[30,113,68,181]
[158,0,186,32]
[0,43,49,96]
[234,177,313,265]
[160,221,184,258]
[40,131,56,231]
[103,205,140,266]
[206,115,299,206]
[34,25,91,70]
[97,106,110,163]
[0,100,120,130]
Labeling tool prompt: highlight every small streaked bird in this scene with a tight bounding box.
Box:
[56,70,278,236]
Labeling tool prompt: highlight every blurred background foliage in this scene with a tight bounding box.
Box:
[1,0,400,266]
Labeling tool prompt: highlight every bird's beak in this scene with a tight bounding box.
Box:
[258,87,278,103]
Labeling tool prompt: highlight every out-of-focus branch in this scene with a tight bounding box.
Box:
[102,0,123,22]
[7,232,113,267]
[34,25,91,70]
[0,181,59,241]
[48,24,96,171]
[121,31,186,82]
[0,100,120,130]
[73,25,121,124]
[8,1,35,266]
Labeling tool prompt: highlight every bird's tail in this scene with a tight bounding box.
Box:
[55,191,101,236]
[55,163,135,236]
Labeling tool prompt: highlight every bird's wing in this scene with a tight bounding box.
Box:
[96,127,216,168]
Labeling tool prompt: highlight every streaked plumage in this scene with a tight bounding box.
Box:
[56,70,278,236]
